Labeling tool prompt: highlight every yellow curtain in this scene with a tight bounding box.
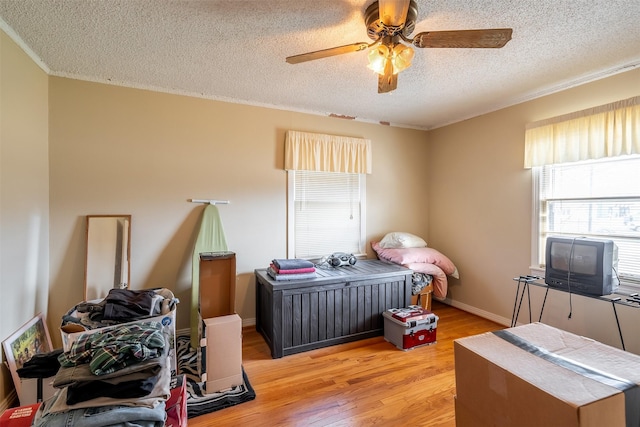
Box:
[524,96,640,168]
[285,130,372,174]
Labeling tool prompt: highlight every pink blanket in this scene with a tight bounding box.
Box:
[371,241,459,299]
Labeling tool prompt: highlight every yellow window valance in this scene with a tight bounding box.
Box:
[285,130,372,174]
[524,96,640,168]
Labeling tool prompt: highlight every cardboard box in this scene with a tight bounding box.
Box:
[17,377,56,406]
[60,295,177,375]
[199,252,236,319]
[454,322,640,427]
[200,314,243,393]
[0,403,41,427]
[196,311,206,380]
[383,306,438,350]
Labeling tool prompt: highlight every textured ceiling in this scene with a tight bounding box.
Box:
[1,0,639,130]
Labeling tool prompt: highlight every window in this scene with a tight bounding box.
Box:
[534,155,640,289]
[287,170,366,259]
[525,96,640,290]
[284,130,372,260]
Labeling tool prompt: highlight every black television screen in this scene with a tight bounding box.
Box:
[544,236,618,296]
[549,242,597,275]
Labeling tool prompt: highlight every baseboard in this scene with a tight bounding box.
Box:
[444,298,511,327]
[0,389,18,412]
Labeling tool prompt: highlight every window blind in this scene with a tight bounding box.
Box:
[538,155,640,283]
[291,170,364,259]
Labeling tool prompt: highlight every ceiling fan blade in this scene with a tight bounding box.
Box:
[378,57,398,93]
[412,28,513,48]
[286,42,371,64]
[378,0,411,27]
[378,73,397,93]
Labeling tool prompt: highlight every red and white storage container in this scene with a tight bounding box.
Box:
[383,305,438,350]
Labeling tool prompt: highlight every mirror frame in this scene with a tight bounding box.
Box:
[84,214,131,301]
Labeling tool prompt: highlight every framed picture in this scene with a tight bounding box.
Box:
[2,313,53,395]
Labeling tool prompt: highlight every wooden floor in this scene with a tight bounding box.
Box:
[188,301,504,427]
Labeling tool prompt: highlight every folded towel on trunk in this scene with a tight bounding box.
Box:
[272,258,314,270]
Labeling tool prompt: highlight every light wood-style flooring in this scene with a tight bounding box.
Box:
[188,301,504,427]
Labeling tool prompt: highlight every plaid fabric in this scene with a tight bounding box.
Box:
[58,321,166,376]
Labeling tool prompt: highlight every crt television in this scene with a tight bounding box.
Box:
[544,236,618,296]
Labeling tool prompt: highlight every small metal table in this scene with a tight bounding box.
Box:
[511,275,638,351]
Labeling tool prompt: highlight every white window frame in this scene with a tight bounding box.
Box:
[287,170,366,260]
[530,167,543,273]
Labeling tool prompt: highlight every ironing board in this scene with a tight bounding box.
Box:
[191,204,228,348]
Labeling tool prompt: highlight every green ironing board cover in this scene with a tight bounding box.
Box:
[191,204,228,347]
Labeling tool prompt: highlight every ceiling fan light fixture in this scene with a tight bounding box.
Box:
[392,43,414,73]
[285,0,512,93]
[368,42,414,76]
[367,44,389,75]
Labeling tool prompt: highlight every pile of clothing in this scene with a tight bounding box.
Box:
[61,288,178,333]
[267,259,316,281]
[32,321,171,426]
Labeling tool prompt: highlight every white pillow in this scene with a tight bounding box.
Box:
[378,232,427,249]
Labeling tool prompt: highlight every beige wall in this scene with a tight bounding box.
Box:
[428,67,640,352]
[0,32,49,406]
[47,77,431,343]
[2,22,639,409]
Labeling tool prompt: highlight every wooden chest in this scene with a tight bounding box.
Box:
[255,260,412,358]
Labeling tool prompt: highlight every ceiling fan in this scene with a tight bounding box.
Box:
[286,0,512,93]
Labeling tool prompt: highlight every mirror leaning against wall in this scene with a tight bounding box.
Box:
[84,215,131,301]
